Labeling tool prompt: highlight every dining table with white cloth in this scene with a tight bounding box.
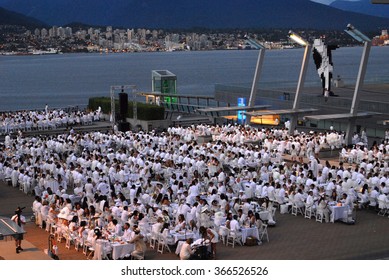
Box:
[170,230,195,243]
[93,237,135,260]
[329,204,349,223]
[258,210,271,221]
[93,239,112,260]
[111,241,135,260]
[241,227,260,244]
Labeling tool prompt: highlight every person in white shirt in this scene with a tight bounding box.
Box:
[122,222,133,240]
[294,189,305,208]
[179,238,196,260]
[306,191,316,209]
[112,219,123,236]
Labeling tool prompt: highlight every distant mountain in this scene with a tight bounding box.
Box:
[0,0,388,31]
[331,0,389,19]
[0,6,46,28]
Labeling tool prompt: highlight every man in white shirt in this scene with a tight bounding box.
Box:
[294,189,305,208]
[121,223,133,241]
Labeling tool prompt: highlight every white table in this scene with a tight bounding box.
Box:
[259,211,271,221]
[111,242,135,260]
[241,227,259,244]
[170,230,195,243]
[329,205,348,223]
[93,239,112,260]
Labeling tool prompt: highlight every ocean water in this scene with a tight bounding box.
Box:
[0,47,388,111]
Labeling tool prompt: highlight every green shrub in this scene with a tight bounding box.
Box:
[88,97,165,120]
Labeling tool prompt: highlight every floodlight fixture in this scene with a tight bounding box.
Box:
[343,24,372,145]
[344,24,371,43]
[245,36,266,124]
[244,35,266,50]
[289,30,309,47]
[287,31,311,135]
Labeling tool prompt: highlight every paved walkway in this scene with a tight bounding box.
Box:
[1,180,389,260]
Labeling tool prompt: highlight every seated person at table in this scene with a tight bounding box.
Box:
[122,222,132,240]
[247,210,256,227]
[68,216,79,232]
[112,219,123,236]
[237,208,247,226]
[151,216,164,234]
[226,214,241,232]
[105,214,116,232]
[128,228,146,259]
[160,223,175,245]
[254,212,263,229]
[341,193,354,210]
[317,195,330,223]
[174,214,186,232]
[179,238,196,260]
[188,220,200,239]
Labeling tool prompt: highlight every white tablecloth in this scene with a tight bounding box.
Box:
[329,205,348,223]
[111,242,135,260]
[241,227,259,244]
[170,231,195,243]
[94,239,111,260]
[175,240,186,255]
[259,211,271,221]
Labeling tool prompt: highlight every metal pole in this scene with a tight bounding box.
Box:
[345,41,371,145]
[247,48,265,124]
[289,44,312,135]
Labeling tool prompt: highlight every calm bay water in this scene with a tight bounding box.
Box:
[0,47,388,111]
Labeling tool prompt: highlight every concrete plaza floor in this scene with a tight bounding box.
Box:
[1,180,389,261]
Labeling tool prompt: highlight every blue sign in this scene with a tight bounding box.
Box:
[237,97,246,123]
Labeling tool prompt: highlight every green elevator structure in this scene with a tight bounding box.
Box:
[152,70,177,104]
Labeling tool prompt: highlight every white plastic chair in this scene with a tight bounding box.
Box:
[291,202,304,216]
[304,204,316,219]
[226,229,243,248]
[157,233,172,254]
[316,209,324,223]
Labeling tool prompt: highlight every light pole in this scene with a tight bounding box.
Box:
[344,24,372,145]
[245,36,266,107]
[245,36,266,124]
[288,31,312,135]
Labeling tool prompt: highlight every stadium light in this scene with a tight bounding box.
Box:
[344,24,372,145]
[344,24,371,43]
[244,36,266,124]
[289,30,309,47]
[288,31,312,135]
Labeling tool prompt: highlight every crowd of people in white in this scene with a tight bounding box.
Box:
[0,106,102,134]
[0,120,388,259]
